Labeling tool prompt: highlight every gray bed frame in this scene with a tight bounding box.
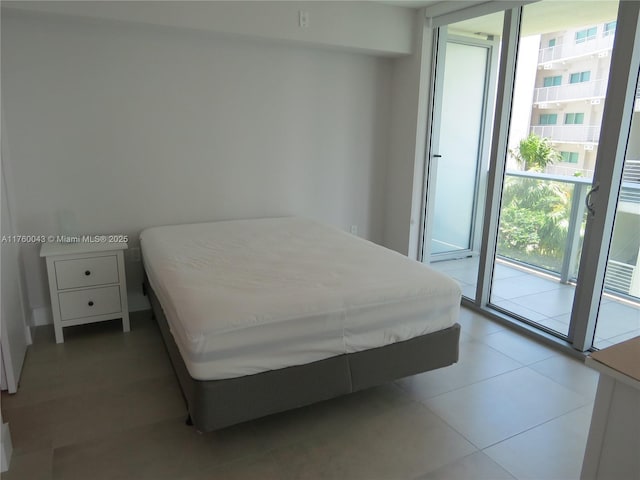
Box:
[145,278,461,432]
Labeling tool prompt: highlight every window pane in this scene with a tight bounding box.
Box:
[570,71,591,83]
[565,112,585,125]
[604,21,617,35]
[543,75,562,87]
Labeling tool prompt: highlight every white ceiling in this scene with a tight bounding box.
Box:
[376,0,442,8]
[446,1,619,37]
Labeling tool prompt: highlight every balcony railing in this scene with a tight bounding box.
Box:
[538,34,614,64]
[530,124,601,143]
[546,164,594,177]
[533,79,607,104]
[499,169,639,296]
[621,159,640,204]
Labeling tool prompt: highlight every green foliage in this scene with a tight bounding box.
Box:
[498,135,572,272]
[497,176,574,273]
[509,133,562,171]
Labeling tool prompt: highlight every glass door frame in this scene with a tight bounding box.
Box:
[569,1,640,351]
[422,1,640,353]
[421,29,499,263]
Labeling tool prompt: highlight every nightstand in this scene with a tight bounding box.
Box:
[40,240,130,343]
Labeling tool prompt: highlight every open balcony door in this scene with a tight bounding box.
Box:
[424,34,497,262]
[422,18,501,300]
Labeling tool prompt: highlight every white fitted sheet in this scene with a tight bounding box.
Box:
[140,217,461,380]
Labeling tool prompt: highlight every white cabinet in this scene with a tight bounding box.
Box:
[581,336,640,480]
[40,241,129,343]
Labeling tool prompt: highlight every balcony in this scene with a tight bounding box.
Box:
[620,159,640,204]
[431,256,639,349]
[533,79,607,104]
[430,168,640,348]
[538,34,614,64]
[530,124,601,144]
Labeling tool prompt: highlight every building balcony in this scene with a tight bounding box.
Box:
[533,79,607,104]
[430,256,639,349]
[530,124,601,144]
[430,167,640,348]
[620,159,640,205]
[538,34,614,65]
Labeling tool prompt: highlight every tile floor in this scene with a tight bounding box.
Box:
[429,257,640,349]
[1,308,600,480]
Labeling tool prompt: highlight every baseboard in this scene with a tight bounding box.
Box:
[1,422,12,473]
[31,306,51,326]
[128,292,151,312]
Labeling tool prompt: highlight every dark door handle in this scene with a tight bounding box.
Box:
[585,182,600,216]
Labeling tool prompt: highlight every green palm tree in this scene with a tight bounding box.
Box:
[509,133,562,171]
[499,134,574,272]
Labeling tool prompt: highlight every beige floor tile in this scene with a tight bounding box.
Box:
[4,373,185,453]
[186,453,285,480]
[51,374,187,448]
[1,449,53,480]
[480,329,558,365]
[1,403,54,456]
[425,368,589,449]
[3,315,171,410]
[396,340,521,399]
[416,451,515,480]
[273,402,476,480]
[530,354,599,400]
[484,405,594,480]
[456,309,506,339]
[249,383,414,451]
[52,416,267,480]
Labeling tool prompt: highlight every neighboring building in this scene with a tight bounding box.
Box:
[531,21,617,177]
[513,20,640,299]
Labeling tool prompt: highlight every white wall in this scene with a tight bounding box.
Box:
[1,11,392,319]
[3,1,415,56]
[383,12,432,258]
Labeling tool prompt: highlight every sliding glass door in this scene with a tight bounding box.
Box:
[593,81,640,348]
[423,0,640,351]
[424,13,502,300]
[489,1,620,338]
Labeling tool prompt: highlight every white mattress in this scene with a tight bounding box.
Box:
[140,217,461,380]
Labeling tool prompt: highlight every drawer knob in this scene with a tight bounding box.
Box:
[84,270,91,276]
[88,301,94,307]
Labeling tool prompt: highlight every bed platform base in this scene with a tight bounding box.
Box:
[146,279,460,432]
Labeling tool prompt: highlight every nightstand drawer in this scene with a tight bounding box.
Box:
[58,286,122,321]
[55,255,119,290]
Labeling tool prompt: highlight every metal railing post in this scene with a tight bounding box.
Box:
[561,182,587,283]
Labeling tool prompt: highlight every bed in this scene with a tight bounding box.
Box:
[140,217,461,431]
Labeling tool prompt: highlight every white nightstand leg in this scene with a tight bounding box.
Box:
[54,323,64,344]
[122,313,130,333]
